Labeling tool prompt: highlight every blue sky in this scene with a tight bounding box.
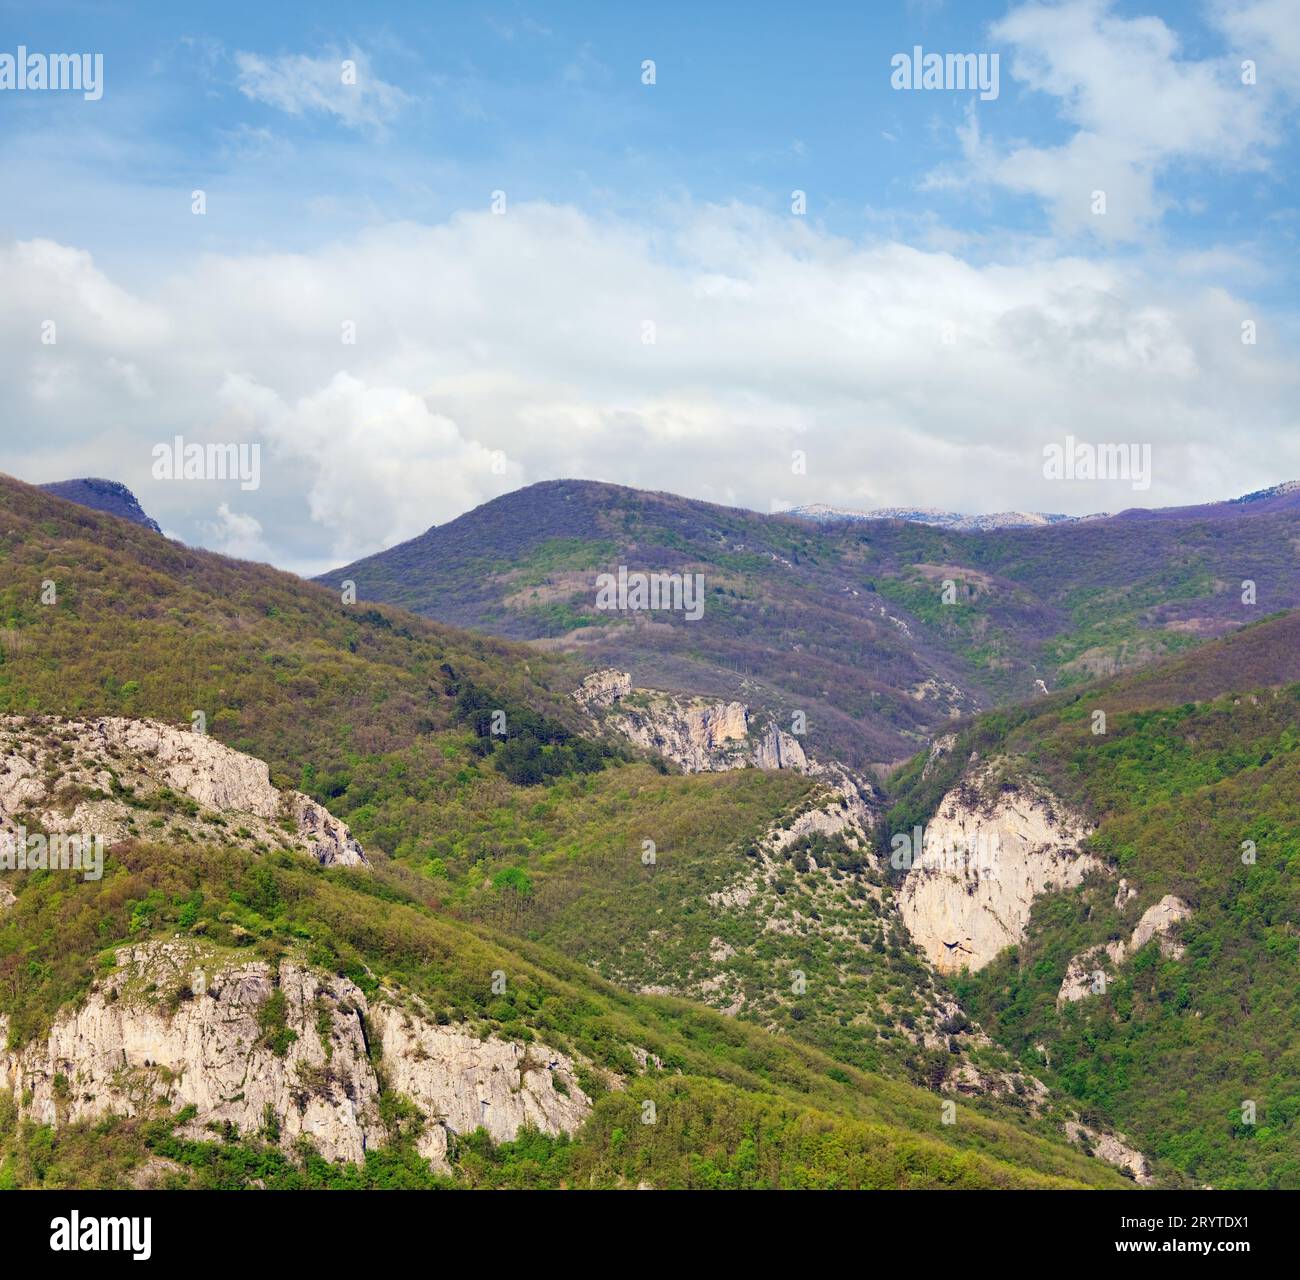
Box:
[1,0,1298,571]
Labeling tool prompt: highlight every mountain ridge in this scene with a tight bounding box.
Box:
[317,476,1300,770]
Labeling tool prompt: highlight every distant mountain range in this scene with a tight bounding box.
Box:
[788,480,1300,530]
[319,477,1300,769]
[37,477,162,534]
[788,503,1080,531]
[26,469,1300,767]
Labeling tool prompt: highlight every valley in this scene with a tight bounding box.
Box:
[1,473,1297,1190]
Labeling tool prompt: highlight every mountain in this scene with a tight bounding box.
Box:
[788,502,1078,531]
[0,473,1073,1120]
[0,473,1126,1189]
[789,480,1300,529]
[881,610,1300,1190]
[1109,480,1300,522]
[0,720,1123,1190]
[6,470,1297,1190]
[37,477,163,534]
[318,478,1300,771]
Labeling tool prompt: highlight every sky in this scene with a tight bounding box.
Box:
[1,0,1298,574]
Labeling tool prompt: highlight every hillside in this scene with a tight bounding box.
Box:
[0,474,1133,1189]
[318,479,1300,770]
[0,476,1056,1128]
[0,713,1125,1190]
[882,611,1300,1189]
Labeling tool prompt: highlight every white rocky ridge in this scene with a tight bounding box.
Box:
[788,502,1076,531]
[0,716,368,870]
[1057,895,1193,1005]
[1,940,591,1172]
[574,669,808,774]
[898,761,1100,972]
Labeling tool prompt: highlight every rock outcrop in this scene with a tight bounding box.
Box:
[575,682,1048,1108]
[898,763,1099,972]
[1057,895,1192,1005]
[574,670,806,775]
[0,716,368,870]
[38,478,163,534]
[1065,1120,1154,1185]
[370,1006,591,1169]
[1,940,591,1172]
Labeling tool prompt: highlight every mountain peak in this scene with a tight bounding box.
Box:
[37,477,162,534]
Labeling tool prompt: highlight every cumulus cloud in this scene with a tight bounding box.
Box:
[0,201,1295,574]
[929,0,1291,239]
[204,502,271,561]
[218,371,520,563]
[1214,0,1300,89]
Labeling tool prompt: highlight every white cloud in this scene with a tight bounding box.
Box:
[205,503,271,561]
[218,371,520,563]
[1214,0,1300,89]
[234,49,410,132]
[928,0,1290,239]
[0,202,1295,573]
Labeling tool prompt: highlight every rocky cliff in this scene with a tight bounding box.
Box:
[1,939,592,1171]
[897,761,1100,972]
[574,669,808,775]
[0,716,367,870]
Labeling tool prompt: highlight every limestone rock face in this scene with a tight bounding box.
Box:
[751,722,809,771]
[95,718,282,817]
[1065,1120,1154,1185]
[288,793,368,868]
[574,669,808,775]
[1129,895,1193,955]
[898,765,1098,972]
[616,694,752,773]
[574,669,632,709]
[1057,940,1127,1005]
[369,1006,591,1169]
[3,941,378,1163]
[1057,894,1192,1006]
[0,716,368,870]
[1,940,593,1172]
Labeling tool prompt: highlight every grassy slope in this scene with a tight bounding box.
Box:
[0,476,1121,1188]
[0,839,1124,1190]
[884,612,1300,1189]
